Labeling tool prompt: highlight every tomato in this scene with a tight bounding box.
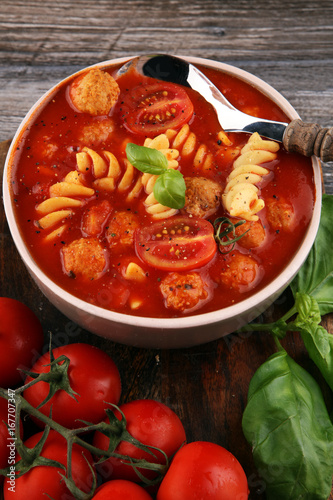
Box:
[23,343,121,429]
[135,216,217,271]
[93,399,186,483]
[92,479,153,499]
[0,298,44,388]
[156,441,249,500]
[3,430,95,500]
[119,82,194,135]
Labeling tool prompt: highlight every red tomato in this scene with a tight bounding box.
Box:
[3,430,95,500]
[0,298,44,387]
[92,479,153,499]
[156,441,249,500]
[23,343,121,429]
[135,216,217,271]
[93,399,186,483]
[119,82,194,135]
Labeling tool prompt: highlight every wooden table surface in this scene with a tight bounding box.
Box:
[1,1,332,498]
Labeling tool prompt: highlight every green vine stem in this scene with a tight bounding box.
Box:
[0,361,170,499]
[236,304,298,337]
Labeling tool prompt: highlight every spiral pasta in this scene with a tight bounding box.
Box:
[166,124,214,171]
[36,146,142,240]
[36,170,94,241]
[222,132,279,221]
[141,134,181,219]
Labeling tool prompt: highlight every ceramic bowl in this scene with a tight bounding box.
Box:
[2,56,322,349]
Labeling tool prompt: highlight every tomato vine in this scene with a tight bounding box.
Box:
[0,347,170,499]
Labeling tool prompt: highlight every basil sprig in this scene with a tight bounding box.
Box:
[240,194,333,500]
[242,347,333,500]
[126,143,185,209]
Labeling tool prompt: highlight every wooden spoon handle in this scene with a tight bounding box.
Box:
[283,119,333,162]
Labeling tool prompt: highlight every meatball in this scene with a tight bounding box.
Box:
[160,272,208,313]
[217,251,258,292]
[62,237,107,280]
[265,196,295,232]
[106,211,139,251]
[234,219,266,249]
[182,177,222,218]
[77,118,115,146]
[81,200,112,237]
[69,68,120,116]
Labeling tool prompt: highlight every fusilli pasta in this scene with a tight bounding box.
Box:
[222,132,279,221]
[36,146,141,240]
[36,171,94,239]
[141,134,180,219]
[166,124,214,171]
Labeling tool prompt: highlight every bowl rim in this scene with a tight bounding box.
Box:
[3,55,322,331]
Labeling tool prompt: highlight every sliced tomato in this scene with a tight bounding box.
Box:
[119,82,194,135]
[135,216,216,271]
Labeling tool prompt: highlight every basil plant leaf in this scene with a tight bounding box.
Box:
[154,169,186,209]
[126,143,168,175]
[242,349,333,500]
[290,194,333,315]
[294,292,333,391]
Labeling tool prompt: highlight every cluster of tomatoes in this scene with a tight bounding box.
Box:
[0,297,249,499]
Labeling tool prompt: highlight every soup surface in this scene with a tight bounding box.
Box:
[9,61,315,318]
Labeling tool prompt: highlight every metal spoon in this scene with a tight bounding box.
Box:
[117,54,333,162]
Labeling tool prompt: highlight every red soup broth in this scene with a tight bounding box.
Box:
[9,63,315,318]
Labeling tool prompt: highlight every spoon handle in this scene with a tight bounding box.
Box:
[283,119,333,162]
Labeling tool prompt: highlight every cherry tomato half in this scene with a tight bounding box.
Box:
[119,82,194,135]
[0,298,44,387]
[156,441,249,500]
[23,343,121,429]
[135,216,217,271]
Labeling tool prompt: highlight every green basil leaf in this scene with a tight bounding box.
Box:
[300,323,333,392]
[294,292,322,326]
[153,169,186,209]
[126,143,168,175]
[242,349,333,500]
[294,292,333,391]
[290,194,333,315]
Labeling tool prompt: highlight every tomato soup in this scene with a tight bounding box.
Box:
[8,62,315,318]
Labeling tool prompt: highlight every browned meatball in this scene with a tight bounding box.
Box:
[77,118,115,146]
[81,200,112,237]
[233,219,266,249]
[160,272,208,312]
[106,211,139,251]
[69,68,120,116]
[265,196,295,232]
[182,177,222,218]
[62,237,106,280]
[217,251,258,291]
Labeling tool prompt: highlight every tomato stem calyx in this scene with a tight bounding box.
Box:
[18,338,79,409]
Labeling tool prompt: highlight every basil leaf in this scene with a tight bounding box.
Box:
[153,169,186,209]
[294,292,333,391]
[242,349,333,500]
[126,143,168,175]
[290,194,333,315]
[295,292,322,326]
